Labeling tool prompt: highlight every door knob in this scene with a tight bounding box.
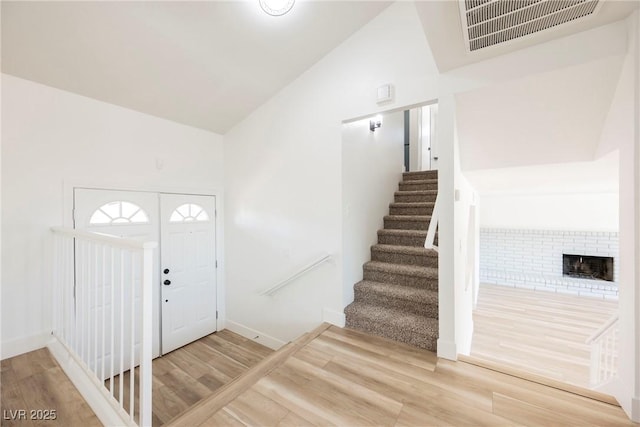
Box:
[163,268,170,274]
[163,280,171,286]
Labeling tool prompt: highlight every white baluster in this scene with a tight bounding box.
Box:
[140,246,153,427]
[130,251,136,421]
[110,247,116,397]
[101,244,107,382]
[119,249,125,408]
[94,242,99,376]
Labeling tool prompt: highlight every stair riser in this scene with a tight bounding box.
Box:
[371,250,438,267]
[384,218,429,231]
[389,205,434,216]
[377,233,426,247]
[353,291,438,318]
[363,269,438,290]
[394,193,437,203]
[403,171,438,181]
[399,182,438,191]
[344,313,437,351]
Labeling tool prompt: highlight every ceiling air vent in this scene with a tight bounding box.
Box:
[459,0,601,52]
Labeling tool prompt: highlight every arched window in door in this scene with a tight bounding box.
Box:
[169,203,210,223]
[89,201,150,225]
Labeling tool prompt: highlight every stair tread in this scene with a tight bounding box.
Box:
[384,215,431,221]
[345,303,438,333]
[378,229,427,236]
[403,171,438,176]
[390,202,435,207]
[364,261,438,277]
[400,179,438,184]
[394,190,438,195]
[354,280,438,303]
[372,244,437,256]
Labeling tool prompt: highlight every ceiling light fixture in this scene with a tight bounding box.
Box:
[259,0,295,16]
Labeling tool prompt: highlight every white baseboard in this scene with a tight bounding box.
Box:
[322,308,345,327]
[437,338,458,361]
[1,331,52,360]
[632,396,640,423]
[47,339,131,427]
[224,320,286,351]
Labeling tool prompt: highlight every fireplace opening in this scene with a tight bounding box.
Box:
[562,254,613,282]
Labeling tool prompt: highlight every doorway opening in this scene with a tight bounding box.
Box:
[403,103,438,172]
[73,188,218,358]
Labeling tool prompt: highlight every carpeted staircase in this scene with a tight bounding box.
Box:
[344,170,439,351]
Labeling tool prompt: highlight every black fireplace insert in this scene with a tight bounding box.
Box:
[562,254,613,282]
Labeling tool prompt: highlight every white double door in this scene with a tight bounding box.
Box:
[74,188,217,357]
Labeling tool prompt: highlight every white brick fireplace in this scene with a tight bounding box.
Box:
[480,228,619,299]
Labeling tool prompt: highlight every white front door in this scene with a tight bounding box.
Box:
[73,189,218,361]
[160,194,217,354]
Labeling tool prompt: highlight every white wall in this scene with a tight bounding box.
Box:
[223,2,439,346]
[480,193,619,231]
[610,10,640,422]
[453,143,478,356]
[1,74,224,359]
[455,55,624,171]
[342,111,405,307]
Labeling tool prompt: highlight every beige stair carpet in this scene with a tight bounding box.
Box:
[345,170,439,351]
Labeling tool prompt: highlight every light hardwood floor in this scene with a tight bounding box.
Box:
[0,348,101,427]
[1,330,273,426]
[168,324,634,427]
[108,329,274,425]
[470,283,618,389]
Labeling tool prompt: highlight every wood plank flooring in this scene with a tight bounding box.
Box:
[169,324,634,427]
[1,330,273,427]
[0,348,101,427]
[470,283,618,389]
[107,329,274,426]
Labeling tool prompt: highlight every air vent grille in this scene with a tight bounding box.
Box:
[460,0,601,52]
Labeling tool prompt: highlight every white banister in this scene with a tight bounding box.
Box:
[51,227,156,426]
[259,254,332,296]
[424,194,439,251]
[586,312,619,344]
[586,312,619,387]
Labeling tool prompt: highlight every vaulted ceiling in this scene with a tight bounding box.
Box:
[1,1,391,134]
[2,1,638,135]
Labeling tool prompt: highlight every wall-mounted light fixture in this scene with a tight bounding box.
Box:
[259,0,295,16]
[370,115,382,132]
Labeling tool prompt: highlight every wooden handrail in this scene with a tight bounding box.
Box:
[259,254,332,296]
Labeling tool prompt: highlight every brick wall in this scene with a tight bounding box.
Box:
[480,229,619,299]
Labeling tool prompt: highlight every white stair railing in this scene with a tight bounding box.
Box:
[51,227,156,426]
[424,194,439,251]
[586,312,619,387]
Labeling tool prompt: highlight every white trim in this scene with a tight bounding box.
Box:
[47,339,133,427]
[322,308,346,327]
[632,396,640,423]
[224,320,286,351]
[437,338,458,361]
[342,99,438,125]
[51,227,157,250]
[1,332,52,360]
